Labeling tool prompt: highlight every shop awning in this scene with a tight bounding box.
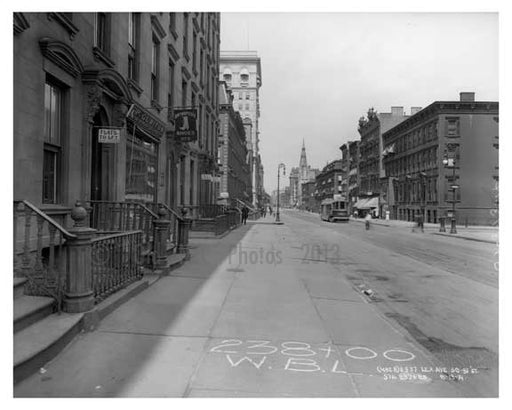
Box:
[354,198,369,208]
[354,197,379,209]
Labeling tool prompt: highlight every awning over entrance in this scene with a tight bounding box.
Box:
[354,197,379,209]
[354,198,369,208]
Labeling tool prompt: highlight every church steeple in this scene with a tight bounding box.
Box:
[299,139,308,169]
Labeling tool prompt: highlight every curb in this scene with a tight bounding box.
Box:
[431,232,497,245]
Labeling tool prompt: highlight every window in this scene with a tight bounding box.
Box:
[167,60,175,120]
[192,31,197,72]
[95,13,109,53]
[190,159,195,205]
[246,93,250,100]
[181,80,188,106]
[245,104,249,110]
[169,12,176,32]
[151,37,160,101]
[43,81,64,204]
[241,74,249,82]
[199,48,204,83]
[446,117,460,137]
[182,13,189,57]
[223,73,231,83]
[128,13,139,81]
[238,92,242,100]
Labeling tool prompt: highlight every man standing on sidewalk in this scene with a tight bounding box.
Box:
[242,206,249,225]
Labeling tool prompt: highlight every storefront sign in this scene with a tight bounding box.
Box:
[201,174,212,181]
[98,128,121,143]
[126,103,166,141]
[174,108,198,142]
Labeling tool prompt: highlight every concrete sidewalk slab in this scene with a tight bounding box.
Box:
[98,275,235,337]
[15,332,207,397]
[190,338,356,397]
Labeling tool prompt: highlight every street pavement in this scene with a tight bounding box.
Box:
[14,210,498,397]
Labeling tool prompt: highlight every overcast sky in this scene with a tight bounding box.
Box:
[219,13,498,194]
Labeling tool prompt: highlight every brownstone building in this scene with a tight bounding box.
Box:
[14,12,220,218]
[382,92,498,225]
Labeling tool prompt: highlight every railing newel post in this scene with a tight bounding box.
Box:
[63,201,96,313]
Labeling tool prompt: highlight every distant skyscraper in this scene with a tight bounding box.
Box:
[219,50,263,206]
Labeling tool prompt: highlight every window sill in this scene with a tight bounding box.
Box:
[128,78,143,96]
[93,47,115,68]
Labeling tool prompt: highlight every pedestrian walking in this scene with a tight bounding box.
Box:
[269,205,273,216]
[241,206,249,225]
[364,212,371,230]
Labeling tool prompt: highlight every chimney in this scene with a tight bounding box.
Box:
[410,107,422,115]
[460,92,475,102]
[391,106,404,116]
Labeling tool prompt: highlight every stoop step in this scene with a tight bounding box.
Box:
[14,313,83,384]
[14,295,55,333]
[13,277,28,299]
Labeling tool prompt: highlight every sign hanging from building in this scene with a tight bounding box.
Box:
[126,102,166,141]
[174,108,198,142]
[98,128,122,144]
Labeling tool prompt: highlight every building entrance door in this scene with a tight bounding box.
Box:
[90,109,112,201]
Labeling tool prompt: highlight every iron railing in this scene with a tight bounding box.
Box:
[87,201,158,253]
[13,200,77,312]
[146,202,183,252]
[91,230,143,303]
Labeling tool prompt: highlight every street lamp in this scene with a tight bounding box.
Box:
[442,154,458,234]
[276,163,286,223]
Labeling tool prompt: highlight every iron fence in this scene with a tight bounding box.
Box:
[91,230,143,303]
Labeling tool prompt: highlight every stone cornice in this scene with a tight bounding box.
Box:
[383,101,498,141]
[39,37,84,78]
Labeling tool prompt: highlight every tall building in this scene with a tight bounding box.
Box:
[356,106,408,216]
[288,167,300,207]
[217,81,252,205]
[382,92,498,225]
[219,50,263,207]
[13,12,221,218]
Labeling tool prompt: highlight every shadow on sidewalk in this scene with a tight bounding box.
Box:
[15,224,256,397]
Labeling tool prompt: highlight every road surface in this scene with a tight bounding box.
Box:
[15,210,498,397]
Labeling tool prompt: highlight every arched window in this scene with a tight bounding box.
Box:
[222,68,232,83]
[240,68,249,84]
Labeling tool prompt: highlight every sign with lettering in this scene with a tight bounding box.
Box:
[98,128,121,143]
[126,103,166,141]
[201,174,212,181]
[174,108,198,142]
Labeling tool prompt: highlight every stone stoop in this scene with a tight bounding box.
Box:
[13,278,83,385]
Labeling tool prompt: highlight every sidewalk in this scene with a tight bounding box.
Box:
[14,220,461,397]
[350,217,498,244]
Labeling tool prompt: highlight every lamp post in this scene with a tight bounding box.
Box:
[442,154,458,234]
[276,163,286,223]
[419,171,427,226]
